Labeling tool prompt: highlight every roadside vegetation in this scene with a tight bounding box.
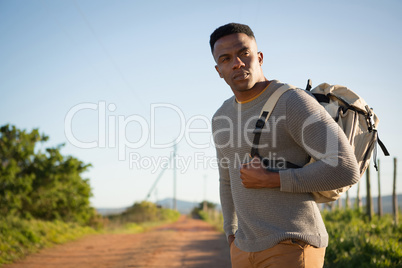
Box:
[0,125,179,266]
[0,124,99,265]
[0,216,97,265]
[191,201,224,232]
[106,201,181,233]
[322,209,402,267]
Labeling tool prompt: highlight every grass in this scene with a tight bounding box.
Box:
[197,209,224,232]
[0,216,97,265]
[106,218,180,234]
[322,209,402,267]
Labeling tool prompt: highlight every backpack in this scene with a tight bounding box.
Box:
[251,81,389,203]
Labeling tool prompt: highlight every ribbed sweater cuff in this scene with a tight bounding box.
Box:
[279,169,294,192]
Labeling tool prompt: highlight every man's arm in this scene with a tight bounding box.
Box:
[279,90,360,193]
[216,146,238,243]
[240,90,360,192]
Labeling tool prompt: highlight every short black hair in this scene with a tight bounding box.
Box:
[209,23,255,53]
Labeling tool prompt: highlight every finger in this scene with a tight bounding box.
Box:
[240,173,247,185]
[239,168,249,177]
[251,156,261,164]
[243,157,262,170]
[242,158,258,168]
[241,161,251,168]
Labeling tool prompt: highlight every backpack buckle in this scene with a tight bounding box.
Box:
[365,105,375,131]
[253,118,266,134]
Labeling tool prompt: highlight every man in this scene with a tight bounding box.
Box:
[210,23,360,267]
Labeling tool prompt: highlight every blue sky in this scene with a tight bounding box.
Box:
[1,0,401,208]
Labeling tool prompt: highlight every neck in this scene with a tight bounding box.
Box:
[234,79,270,103]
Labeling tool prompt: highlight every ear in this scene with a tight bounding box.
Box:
[258,51,263,66]
[215,65,223,78]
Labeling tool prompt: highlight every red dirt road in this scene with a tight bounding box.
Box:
[3,216,231,268]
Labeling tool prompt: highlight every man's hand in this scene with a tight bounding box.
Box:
[240,157,281,188]
[228,234,235,247]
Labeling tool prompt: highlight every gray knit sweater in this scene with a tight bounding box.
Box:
[212,80,360,252]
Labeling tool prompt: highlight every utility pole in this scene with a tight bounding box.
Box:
[366,165,373,221]
[203,174,207,211]
[393,157,398,226]
[356,181,362,211]
[337,196,342,209]
[345,191,351,209]
[173,143,177,211]
[377,159,383,218]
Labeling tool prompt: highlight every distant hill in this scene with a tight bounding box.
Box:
[350,194,402,214]
[96,207,128,216]
[155,198,202,214]
[96,194,400,216]
[95,198,209,216]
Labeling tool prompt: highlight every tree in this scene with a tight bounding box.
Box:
[0,125,46,216]
[0,124,94,224]
[27,146,93,223]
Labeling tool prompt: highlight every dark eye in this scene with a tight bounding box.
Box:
[221,57,229,63]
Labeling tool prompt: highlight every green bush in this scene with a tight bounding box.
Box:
[159,206,181,222]
[323,209,402,267]
[107,201,180,226]
[0,124,96,225]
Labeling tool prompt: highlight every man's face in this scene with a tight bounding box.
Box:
[213,33,264,93]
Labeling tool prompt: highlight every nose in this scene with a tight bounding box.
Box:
[232,56,245,69]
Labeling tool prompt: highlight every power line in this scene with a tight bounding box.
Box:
[72,0,144,107]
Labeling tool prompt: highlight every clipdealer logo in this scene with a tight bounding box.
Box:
[64,101,341,171]
[64,101,213,161]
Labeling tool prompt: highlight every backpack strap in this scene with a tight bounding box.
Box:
[305,79,312,91]
[250,84,294,158]
[377,135,390,156]
[373,134,390,170]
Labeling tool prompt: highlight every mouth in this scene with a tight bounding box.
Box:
[233,72,250,81]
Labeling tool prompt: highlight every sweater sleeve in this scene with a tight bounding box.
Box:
[216,147,238,239]
[212,114,238,239]
[279,90,360,193]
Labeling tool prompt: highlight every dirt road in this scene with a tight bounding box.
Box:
[3,216,231,268]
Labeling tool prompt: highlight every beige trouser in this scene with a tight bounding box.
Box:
[230,239,326,268]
